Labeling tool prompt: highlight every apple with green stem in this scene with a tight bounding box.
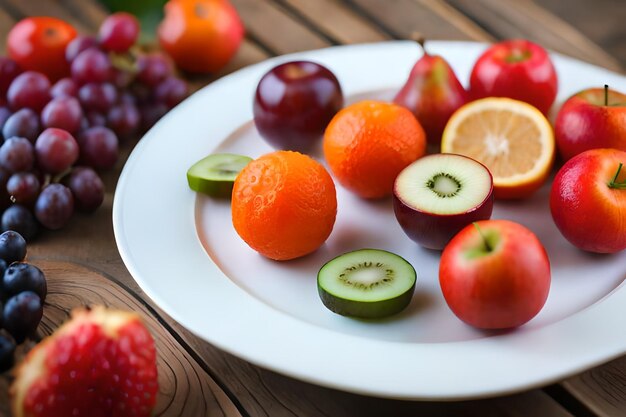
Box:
[554,85,626,161]
[439,220,551,329]
[550,148,626,253]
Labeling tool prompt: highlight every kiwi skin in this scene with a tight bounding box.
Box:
[187,176,236,199]
[317,283,415,319]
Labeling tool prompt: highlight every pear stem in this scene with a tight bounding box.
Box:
[473,222,493,252]
[410,32,426,53]
[608,162,626,189]
[605,84,609,106]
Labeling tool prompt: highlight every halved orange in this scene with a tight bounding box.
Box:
[441,97,555,199]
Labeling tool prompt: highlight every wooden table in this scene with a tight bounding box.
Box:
[0,0,625,416]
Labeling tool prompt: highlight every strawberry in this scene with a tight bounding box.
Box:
[10,307,158,417]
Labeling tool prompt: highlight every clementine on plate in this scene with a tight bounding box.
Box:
[441,97,555,199]
[232,150,337,261]
[323,100,426,199]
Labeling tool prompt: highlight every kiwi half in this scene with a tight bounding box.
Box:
[187,153,252,198]
[317,249,417,319]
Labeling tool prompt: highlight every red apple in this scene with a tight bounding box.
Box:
[439,220,551,329]
[554,86,626,161]
[469,39,558,115]
[550,148,626,253]
[394,39,468,146]
[393,153,493,250]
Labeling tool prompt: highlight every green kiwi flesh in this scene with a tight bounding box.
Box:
[317,249,417,319]
[187,153,252,198]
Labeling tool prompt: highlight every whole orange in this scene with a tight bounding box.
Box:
[323,100,426,198]
[232,151,337,261]
[158,0,244,73]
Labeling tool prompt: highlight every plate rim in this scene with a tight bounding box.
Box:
[113,40,626,401]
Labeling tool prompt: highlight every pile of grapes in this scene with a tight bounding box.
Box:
[0,13,189,240]
[0,231,46,371]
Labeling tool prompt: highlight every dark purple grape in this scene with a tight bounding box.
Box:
[2,108,40,142]
[78,82,117,113]
[0,332,16,372]
[118,92,136,106]
[0,137,34,173]
[0,167,11,210]
[107,102,140,138]
[3,263,46,301]
[50,77,78,98]
[3,291,42,343]
[85,111,107,128]
[111,68,134,89]
[0,230,26,264]
[137,54,172,87]
[71,48,111,85]
[99,12,140,53]
[35,128,79,174]
[2,205,38,240]
[0,107,11,131]
[41,96,83,133]
[7,172,40,205]
[77,126,119,169]
[66,167,104,212]
[0,57,22,97]
[140,102,168,132]
[6,71,51,112]
[154,77,188,108]
[35,184,74,230]
[65,36,98,63]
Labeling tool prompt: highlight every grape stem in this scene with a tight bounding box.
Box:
[608,162,626,189]
[472,222,493,252]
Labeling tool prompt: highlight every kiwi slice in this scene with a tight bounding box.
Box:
[317,249,417,319]
[187,153,252,198]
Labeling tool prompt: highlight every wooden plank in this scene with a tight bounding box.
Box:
[277,0,389,44]
[344,0,491,41]
[0,260,243,417]
[60,0,108,28]
[0,0,93,33]
[561,356,626,417]
[230,0,331,55]
[445,0,623,72]
[0,8,15,54]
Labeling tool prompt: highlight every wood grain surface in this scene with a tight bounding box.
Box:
[0,1,624,416]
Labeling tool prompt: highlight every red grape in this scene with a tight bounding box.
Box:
[137,54,171,87]
[66,167,104,212]
[50,78,78,98]
[154,77,188,108]
[71,48,111,84]
[0,108,11,131]
[35,184,73,230]
[85,111,107,128]
[107,102,140,138]
[0,57,22,97]
[34,128,79,174]
[6,172,40,205]
[78,82,117,112]
[77,126,118,169]
[6,71,51,112]
[2,108,40,142]
[98,12,139,53]
[65,36,97,63]
[41,96,83,133]
[0,137,34,173]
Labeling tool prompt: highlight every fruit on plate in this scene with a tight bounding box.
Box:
[393,38,468,147]
[555,85,626,161]
[469,39,558,115]
[232,150,337,261]
[10,307,158,417]
[441,97,554,199]
[254,61,343,152]
[324,100,426,199]
[158,0,245,73]
[393,153,494,250]
[550,148,626,253]
[187,153,252,197]
[317,249,416,318]
[439,220,551,329]
[7,17,77,82]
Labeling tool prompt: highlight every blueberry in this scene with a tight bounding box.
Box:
[1,205,39,241]
[3,262,46,301]
[0,230,26,263]
[0,331,15,372]
[3,291,42,343]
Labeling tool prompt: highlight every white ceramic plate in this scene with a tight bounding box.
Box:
[113,41,626,400]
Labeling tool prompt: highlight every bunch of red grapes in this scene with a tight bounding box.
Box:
[0,13,189,240]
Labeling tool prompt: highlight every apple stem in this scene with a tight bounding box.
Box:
[605,84,609,106]
[472,222,493,252]
[608,162,626,189]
